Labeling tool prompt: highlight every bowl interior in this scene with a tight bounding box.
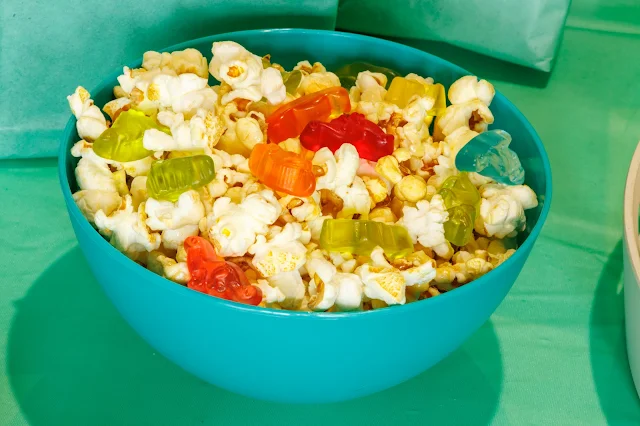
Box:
[60,28,551,308]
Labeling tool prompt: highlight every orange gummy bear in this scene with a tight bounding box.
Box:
[249,143,316,197]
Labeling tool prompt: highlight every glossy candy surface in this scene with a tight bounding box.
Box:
[147,155,216,202]
[319,219,413,259]
[300,113,394,161]
[266,86,351,143]
[335,61,399,89]
[455,130,525,185]
[184,236,262,305]
[249,143,315,196]
[384,77,426,109]
[424,83,446,116]
[93,109,169,162]
[439,173,481,246]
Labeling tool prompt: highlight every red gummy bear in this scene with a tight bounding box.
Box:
[184,236,262,305]
[299,113,394,161]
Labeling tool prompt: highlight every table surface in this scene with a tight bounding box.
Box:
[2,2,640,425]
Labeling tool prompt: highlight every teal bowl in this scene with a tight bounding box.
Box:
[58,29,551,403]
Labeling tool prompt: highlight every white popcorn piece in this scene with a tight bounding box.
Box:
[356,247,406,305]
[355,100,401,124]
[261,67,287,104]
[396,96,436,156]
[147,251,191,284]
[73,190,122,223]
[202,190,281,256]
[308,215,331,242]
[401,258,437,287]
[448,75,495,106]
[102,97,131,120]
[278,193,322,222]
[145,190,205,231]
[75,157,117,192]
[399,195,452,258]
[267,271,306,308]
[299,71,340,95]
[256,279,286,304]
[354,71,387,103]
[435,99,494,139]
[117,67,216,116]
[306,256,363,311]
[249,223,309,278]
[235,116,265,151]
[162,224,199,251]
[71,140,152,178]
[209,41,286,105]
[405,73,435,86]
[476,184,538,238]
[144,109,222,152]
[94,196,161,257]
[142,48,209,78]
[67,87,108,141]
[335,176,372,218]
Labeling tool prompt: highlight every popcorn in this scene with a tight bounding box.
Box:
[117,67,216,116]
[393,175,428,203]
[145,190,205,231]
[67,87,107,141]
[144,109,223,152]
[399,195,453,259]
[375,155,404,185]
[299,71,341,95]
[356,247,406,305]
[201,190,281,256]
[335,176,372,218]
[267,271,306,309]
[249,223,310,278]
[69,42,538,312]
[448,75,495,106]
[476,184,538,238]
[73,190,122,223]
[235,116,265,151]
[255,279,286,304]
[306,256,363,311]
[147,251,191,284]
[434,99,494,140]
[209,41,286,105]
[142,48,209,78]
[162,225,199,250]
[94,195,161,257]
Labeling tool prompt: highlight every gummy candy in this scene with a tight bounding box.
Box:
[455,130,525,185]
[319,219,413,259]
[93,109,170,162]
[281,69,303,95]
[385,77,426,109]
[146,155,216,202]
[249,143,315,196]
[300,113,394,161]
[334,61,399,89]
[184,236,262,305]
[438,173,481,246]
[266,87,351,143]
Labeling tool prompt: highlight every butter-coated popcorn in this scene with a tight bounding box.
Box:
[69,40,539,312]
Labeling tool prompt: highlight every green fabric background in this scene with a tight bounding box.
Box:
[2,0,640,424]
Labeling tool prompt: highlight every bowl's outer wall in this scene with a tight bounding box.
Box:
[59,29,551,403]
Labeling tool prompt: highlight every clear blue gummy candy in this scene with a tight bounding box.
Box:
[454,130,525,185]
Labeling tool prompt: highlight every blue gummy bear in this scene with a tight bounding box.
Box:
[454,130,525,185]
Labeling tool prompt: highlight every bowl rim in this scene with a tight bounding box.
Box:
[58,28,553,319]
[624,141,640,287]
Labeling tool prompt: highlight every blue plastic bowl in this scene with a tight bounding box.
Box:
[58,29,551,404]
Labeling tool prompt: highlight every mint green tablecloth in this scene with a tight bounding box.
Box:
[2,1,640,424]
